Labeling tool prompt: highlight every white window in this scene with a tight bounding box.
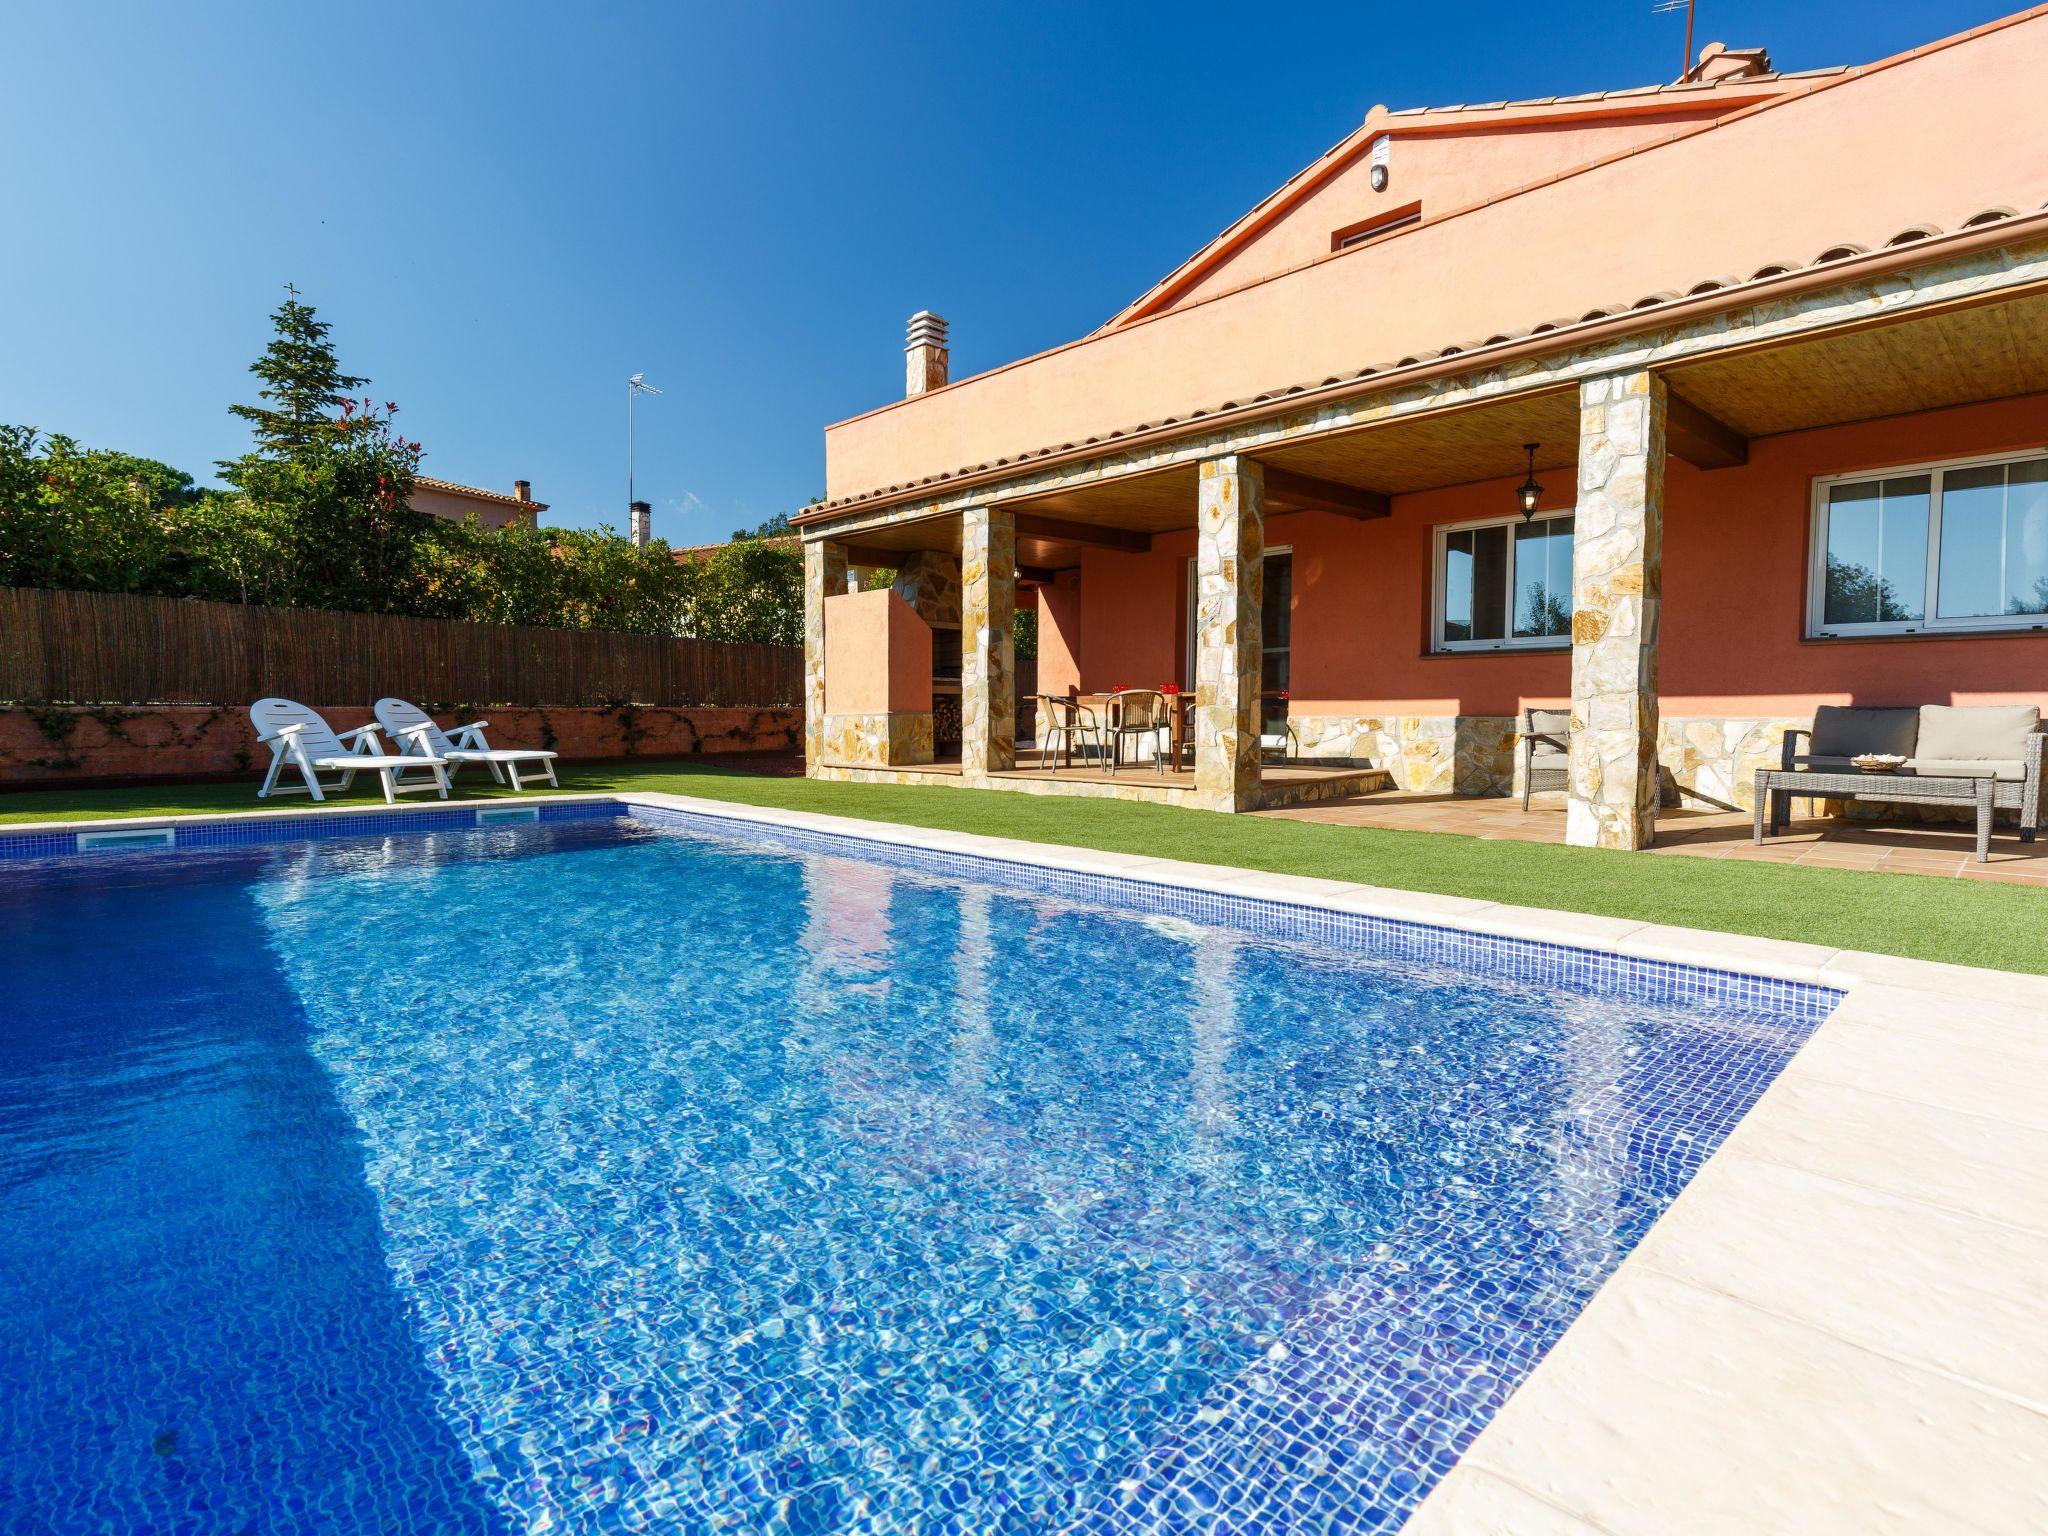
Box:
[1431,512,1575,652]
[1809,450,2048,636]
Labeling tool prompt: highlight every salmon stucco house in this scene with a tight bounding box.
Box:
[794,12,2048,849]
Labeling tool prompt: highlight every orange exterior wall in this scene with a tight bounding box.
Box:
[1034,571,1084,697]
[1057,396,2048,718]
[409,485,534,531]
[822,12,2048,502]
[822,589,933,715]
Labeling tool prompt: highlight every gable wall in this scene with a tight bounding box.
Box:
[1166,106,1744,313]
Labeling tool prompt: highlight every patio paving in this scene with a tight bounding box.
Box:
[1257,791,2048,884]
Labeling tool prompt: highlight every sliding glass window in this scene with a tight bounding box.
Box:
[1434,512,1574,651]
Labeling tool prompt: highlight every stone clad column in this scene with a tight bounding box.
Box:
[960,505,1015,778]
[801,537,848,777]
[1568,371,1666,850]
[1194,456,1264,813]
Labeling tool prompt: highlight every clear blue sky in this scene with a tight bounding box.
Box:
[0,1,2013,542]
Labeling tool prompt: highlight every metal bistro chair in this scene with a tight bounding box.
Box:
[1036,694,1103,772]
[1521,707,1571,809]
[1103,689,1172,775]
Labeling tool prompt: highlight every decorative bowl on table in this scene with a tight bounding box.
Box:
[1851,753,1908,773]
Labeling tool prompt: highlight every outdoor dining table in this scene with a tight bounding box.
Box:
[1059,691,1284,773]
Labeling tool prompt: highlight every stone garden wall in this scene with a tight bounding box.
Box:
[0,704,802,788]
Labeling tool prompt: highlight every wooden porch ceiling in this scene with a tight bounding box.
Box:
[1662,286,2048,437]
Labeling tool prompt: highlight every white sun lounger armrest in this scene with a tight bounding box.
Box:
[337,725,394,754]
[389,719,442,754]
[257,721,309,745]
[449,721,491,749]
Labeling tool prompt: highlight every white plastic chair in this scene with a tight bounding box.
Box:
[373,698,561,792]
[250,697,449,804]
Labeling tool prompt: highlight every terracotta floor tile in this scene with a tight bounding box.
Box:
[1265,789,2048,882]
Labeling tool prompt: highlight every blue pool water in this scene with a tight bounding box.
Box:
[1,810,1825,1534]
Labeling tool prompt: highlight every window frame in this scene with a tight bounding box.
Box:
[1331,202,1423,253]
[1807,447,2048,638]
[1429,510,1577,654]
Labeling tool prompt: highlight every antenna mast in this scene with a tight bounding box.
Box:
[1653,0,1698,78]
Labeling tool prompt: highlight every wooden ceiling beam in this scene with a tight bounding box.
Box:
[842,545,907,568]
[1258,464,1392,519]
[1012,513,1151,553]
[1665,391,1749,470]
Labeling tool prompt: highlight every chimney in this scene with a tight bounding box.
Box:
[905,311,949,398]
[1684,41,1772,84]
[513,479,532,503]
[629,500,652,548]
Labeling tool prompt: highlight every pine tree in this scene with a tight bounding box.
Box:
[225,285,368,462]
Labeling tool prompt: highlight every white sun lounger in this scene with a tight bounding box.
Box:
[250,697,450,804]
[373,698,561,792]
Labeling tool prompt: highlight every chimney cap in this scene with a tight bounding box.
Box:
[1685,41,1772,83]
[906,311,950,346]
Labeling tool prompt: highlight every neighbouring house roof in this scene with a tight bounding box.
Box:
[670,534,800,564]
[798,6,2048,523]
[412,476,548,514]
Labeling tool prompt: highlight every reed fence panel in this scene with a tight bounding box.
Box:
[0,588,803,707]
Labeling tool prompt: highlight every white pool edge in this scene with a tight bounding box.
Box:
[10,790,2046,1532]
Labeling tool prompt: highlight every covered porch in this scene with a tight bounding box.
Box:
[801,241,2048,847]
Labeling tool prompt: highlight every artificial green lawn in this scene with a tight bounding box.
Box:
[4,758,2043,975]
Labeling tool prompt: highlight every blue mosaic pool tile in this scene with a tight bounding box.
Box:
[0,826,77,859]
[0,796,625,861]
[622,803,1843,1023]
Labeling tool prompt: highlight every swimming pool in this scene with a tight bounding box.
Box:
[0,804,1833,1534]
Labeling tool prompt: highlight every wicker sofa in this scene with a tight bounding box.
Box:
[1779,703,2046,842]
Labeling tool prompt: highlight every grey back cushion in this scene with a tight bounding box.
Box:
[1808,705,1919,758]
[1915,704,2040,762]
[1525,709,1571,761]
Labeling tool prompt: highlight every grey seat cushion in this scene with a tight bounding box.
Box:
[1903,758,2027,783]
[1808,705,1919,758]
[1786,755,1866,775]
[1914,704,2039,763]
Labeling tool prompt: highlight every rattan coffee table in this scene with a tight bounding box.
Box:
[1753,767,1997,862]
